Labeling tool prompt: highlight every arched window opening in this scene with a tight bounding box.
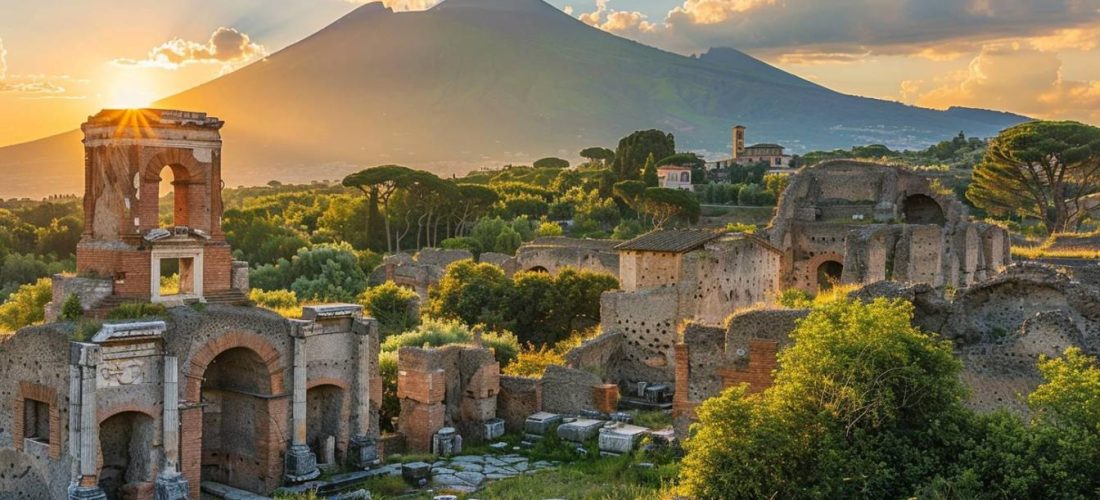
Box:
[902,194,945,225]
[816,260,844,291]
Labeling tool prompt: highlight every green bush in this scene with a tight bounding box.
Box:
[776,288,812,309]
[359,281,420,338]
[60,293,83,320]
[0,278,52,332]
[250,242,369,302]
[249,288,300,310]
[106,302,168,320]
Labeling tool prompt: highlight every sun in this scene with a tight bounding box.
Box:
[105,74,158,109]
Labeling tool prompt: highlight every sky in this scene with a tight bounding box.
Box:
[1,0,1099,147]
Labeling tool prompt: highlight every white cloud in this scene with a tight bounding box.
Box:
[0,37,81,97]
[113,27,266,70]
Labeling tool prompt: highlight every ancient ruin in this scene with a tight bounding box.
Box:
[0,110,381,500]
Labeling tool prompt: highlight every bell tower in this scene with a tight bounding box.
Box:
[732,125,746,159]
[76,109,241,304]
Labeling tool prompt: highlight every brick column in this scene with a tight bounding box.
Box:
[348,318,379,468]
[68,343,106,500]
[284,323,319,482]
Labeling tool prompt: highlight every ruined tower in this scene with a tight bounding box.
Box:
[76,109,242,304]
[732,125,746,159]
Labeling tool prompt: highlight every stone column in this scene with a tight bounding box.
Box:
[68,343,106,500]
[284,322,319,482]
[348,317,379,469]
[155,356,188,499]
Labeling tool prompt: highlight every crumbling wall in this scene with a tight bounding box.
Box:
[600,288,682,383]
[45,274,112,321]
[497,376,541,433]
[396,344,500,452]
[511,237,620,277]
[540,365,602,415]
[679,237,782,325]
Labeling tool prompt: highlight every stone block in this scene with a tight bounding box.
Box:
[432,427,463,457]
[523,412,563,436]
[556,419,605,443]
[593,384,619,413]
[402,462,432,485]
[484,418,506,441]
[598,424,649,455]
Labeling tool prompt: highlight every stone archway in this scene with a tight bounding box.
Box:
[182,332,286,495]
[902,194,946,225]
[98,410,155,499]
[306,382,348,467]
[527,266,550,274]
[816,260,844,291]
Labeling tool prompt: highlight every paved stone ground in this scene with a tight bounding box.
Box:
[426,453,560,493]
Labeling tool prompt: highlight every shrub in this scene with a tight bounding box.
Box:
[250,243,369,303]
[60,293,84,320]
[359,281,420,338]
[0,278,52,332]
[106,302,168,320]
[378,351,399,432]
[72,320,102,342]
[536,221,564,237]
[249,288,300,317]
[776,288,812,309]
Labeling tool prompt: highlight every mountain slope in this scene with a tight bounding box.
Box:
[0,0,1027,198]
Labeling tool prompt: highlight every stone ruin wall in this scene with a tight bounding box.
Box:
[670,263,1100,437]
[396,345,500,453]
[0,304,382,498]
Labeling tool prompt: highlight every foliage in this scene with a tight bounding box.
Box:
[377,350,400,432]
[679,298,966,499]
[0,278,52,332]
[249,288,299,310]
[381,317,519,368]
[359,281,420,338]
[536,221,564,237]
[250,242,369,303]
[763,173,790,199]
[724,222,757,234]
[533,157,570,169]
[579,147,615,164]
[106,302,168,321]
[428,261,618,346]
[1029,347,1100,431]
[641,187,700,228]
[60,293,83,321]
[613,130,675,181]
[494,226,524,254]
[642,153,659,187]
[776,288,812,308]
[560,187,620,234]
[967,121,1100,234]
[736,183,776,206]
[468,217,536,256]
[658,152,707,183]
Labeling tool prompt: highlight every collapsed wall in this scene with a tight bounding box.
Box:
[671,263,1100,436]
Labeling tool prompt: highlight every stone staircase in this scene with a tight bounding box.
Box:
[86,289,250,319]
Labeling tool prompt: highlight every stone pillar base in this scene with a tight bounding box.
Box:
[154,473,189,500]
[348,435,380,469]
[68,485,107,500]
[284,444,321,483]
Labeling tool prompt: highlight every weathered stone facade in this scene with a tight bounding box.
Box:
[769,160,1010,292]
[0,305,381,499]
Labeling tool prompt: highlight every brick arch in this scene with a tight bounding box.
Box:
[181,331,288,494]
[804,252,845,290]
[97,403,158,425]
[308,377,351,391]
[142,149,204,183]
[185,331,286,401]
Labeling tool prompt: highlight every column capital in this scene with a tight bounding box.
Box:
[69,342,101,367]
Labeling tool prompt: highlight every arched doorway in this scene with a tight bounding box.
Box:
[817,260,844,291]
[200,347,277,493]
[902,194,945,225]
[155,164,190,228]
[306,384,345,467]
[98,411,155,499]
[527,266,550,274]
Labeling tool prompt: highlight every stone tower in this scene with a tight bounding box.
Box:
[732,125,746,159]
[75,109,241,304]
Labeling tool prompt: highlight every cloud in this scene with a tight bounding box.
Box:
[579,0,1100,60]
[114,27,266,69]
[901,42,1100,123]
[347,0,441,10]
[0,37,81,97]
[578,1,655,36]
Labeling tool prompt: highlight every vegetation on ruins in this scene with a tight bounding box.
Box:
[0,278,52,332]
[967,121,1100,235]
[679,298,1100,499]
[427,261,618,346]
[359,281,421,339]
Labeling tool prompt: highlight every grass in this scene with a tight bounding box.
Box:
[630,410,674,429]
[473,466,664,500]
[1012,244,1100,260]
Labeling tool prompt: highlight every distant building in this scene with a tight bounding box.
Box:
[657,165,693,190]
[708,125,793,170]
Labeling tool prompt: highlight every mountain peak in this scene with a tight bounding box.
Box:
[432,0,560,14]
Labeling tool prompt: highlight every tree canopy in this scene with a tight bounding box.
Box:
[967,121,1100,234]
[533,157,570,169]
[613,130,675,181]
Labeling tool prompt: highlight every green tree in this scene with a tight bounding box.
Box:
[454,184,499,236]
[342,165,415,252]
[533,157,570,169]
[427,260,513,331]
[579,147,615,166]
[250,243,369,303]
[763,173,790,200]
[536,221,564,237]
[613,130,675,181]
[60,293,83,321]
[494,226,524,254]
[642,153,658,187]
[641,187,700,228]
[967,121,1100,234]
[679,298,966,499]
[359,281,421,338]
[0,278,52,332]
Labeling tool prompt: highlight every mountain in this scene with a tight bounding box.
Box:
[0,0,1028,199]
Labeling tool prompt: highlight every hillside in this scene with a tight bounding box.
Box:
[0,0,1027,198]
